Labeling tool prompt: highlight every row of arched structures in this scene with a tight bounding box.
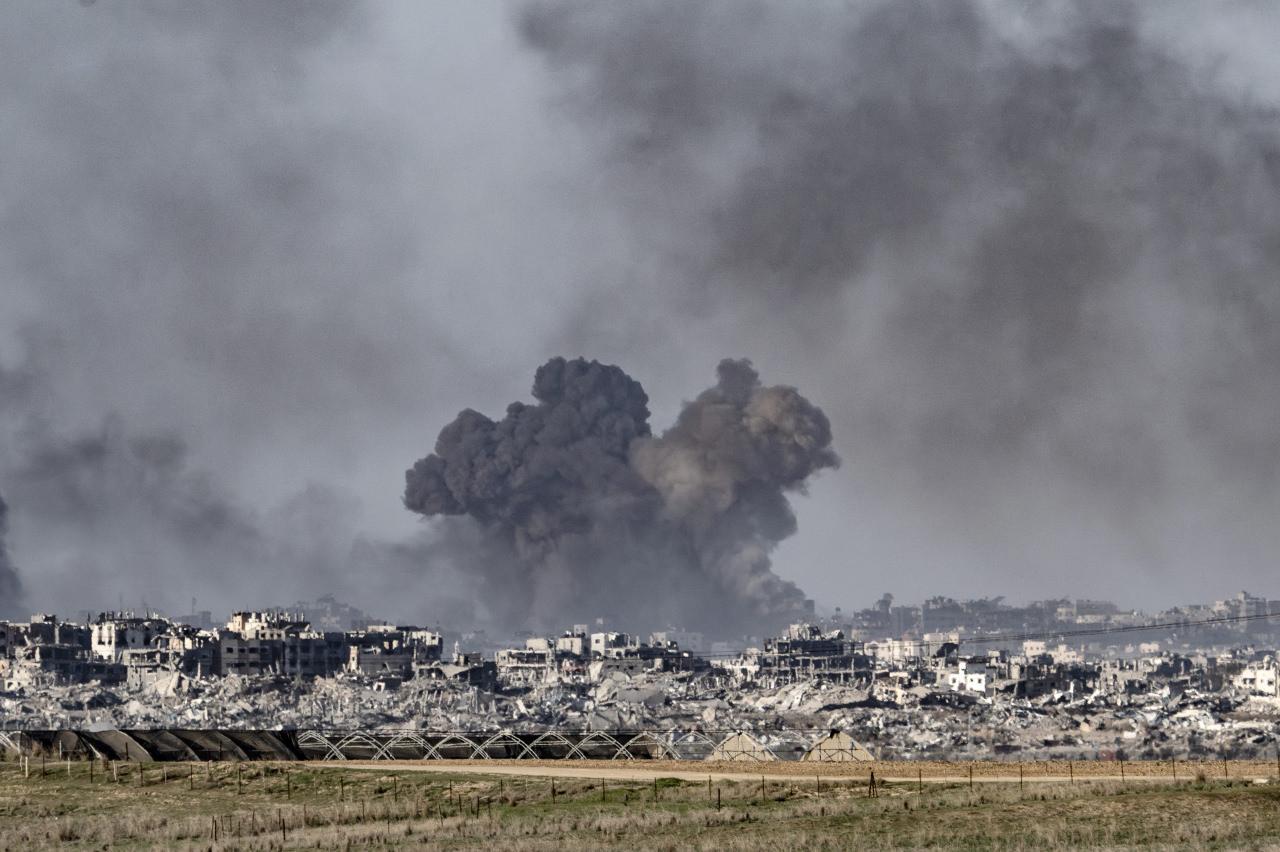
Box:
[0,728,874,763]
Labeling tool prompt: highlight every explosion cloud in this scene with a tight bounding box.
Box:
[404,357,837,633]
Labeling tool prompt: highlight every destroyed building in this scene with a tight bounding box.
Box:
[720,624,870,685]
[494,628,708,689]
[1,589,1278,762]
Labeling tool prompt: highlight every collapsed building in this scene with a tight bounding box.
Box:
[720,624,870,685]
[494,627,710,689]
[2,590,1278,762]
[0,610,443,690]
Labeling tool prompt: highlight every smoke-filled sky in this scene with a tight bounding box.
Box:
[2,0,1279,624]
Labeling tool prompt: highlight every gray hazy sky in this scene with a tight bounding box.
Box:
[1,0,1279,622]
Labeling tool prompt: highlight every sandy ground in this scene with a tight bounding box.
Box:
[323,758,1280,786]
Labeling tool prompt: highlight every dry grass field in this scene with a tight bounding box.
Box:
[0,758,1278,850]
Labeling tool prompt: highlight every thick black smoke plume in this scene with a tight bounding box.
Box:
[404,357,837,633]
[0,493,22,618]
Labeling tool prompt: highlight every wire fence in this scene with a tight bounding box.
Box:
[2,727,1277,765]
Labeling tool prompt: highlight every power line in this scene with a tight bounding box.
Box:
[959,609,1279,646]
[694,609,1278,658]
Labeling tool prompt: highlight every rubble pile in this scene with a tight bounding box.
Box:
[2,595,1278,760]
[3,667,1276,760]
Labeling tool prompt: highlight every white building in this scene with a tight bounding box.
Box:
[590,632,634,657]
[495,646,555,686]
[91,614,172,662]
[1048,645,1082,665]
[945,659,994,695]
[555,632,586,657]
[1233,658,1279,697]
[869,638,931,664]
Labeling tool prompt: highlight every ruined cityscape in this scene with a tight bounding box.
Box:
[7,0,1280,848]
[4,589,1278,764]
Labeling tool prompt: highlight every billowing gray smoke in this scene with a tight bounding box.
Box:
[518,0,1280,598]
[0,493,22,618]
[404,357,837,633]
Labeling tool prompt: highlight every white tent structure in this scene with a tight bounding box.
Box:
[802,730,875,762]
[709,731,777,762]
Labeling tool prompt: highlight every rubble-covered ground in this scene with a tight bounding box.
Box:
[3,672,1277,760]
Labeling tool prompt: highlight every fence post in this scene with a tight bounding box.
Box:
[1069,761,1074,785]
[717,788,721,811]
[917,767,922,796]
[1019,763,1024,793]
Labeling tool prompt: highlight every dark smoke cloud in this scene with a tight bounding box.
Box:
[0,493,22,618]
[8,415,267,610]
[0,0,485,617]
[518,0,1280,600]
[405,357,837,633]
[3,408,448,622]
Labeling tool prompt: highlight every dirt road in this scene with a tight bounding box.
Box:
[325,759,1279,786]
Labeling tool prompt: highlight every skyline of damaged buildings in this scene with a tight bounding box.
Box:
[2,588,1277,696]
[3,588,1279,760]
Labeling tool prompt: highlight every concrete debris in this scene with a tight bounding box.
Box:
[1,593,1278,760]
[0,663,1275,760]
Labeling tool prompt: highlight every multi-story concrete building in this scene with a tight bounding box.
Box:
[1233,657,1278,696]
[725,624,869,685]
[91,613,173,662]
[217,612,348,678]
